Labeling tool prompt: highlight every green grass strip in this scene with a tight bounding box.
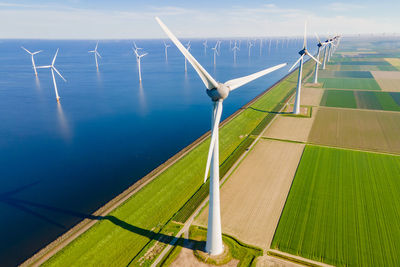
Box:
[271,145,400,266]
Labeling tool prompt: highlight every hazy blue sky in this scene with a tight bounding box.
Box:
[1,0,399,38]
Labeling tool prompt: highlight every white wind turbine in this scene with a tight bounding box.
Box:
[88,41,101,71]
[133,45,148,83]
[163,41,171,61]
[203,40,208,55]
[232,41,240,63]
[288,22,321,114]
[212,41,220,66]
[313,33,326,84]
[156,17,287,255]
[184,41,191,72]
[36,49,66,102]
[248,41,254,57]
[21,46,42,76]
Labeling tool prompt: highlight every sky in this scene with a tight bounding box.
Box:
[1,0,399,39]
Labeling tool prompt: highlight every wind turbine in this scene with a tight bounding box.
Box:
[313,33,325,84]
[163,41,170,61]
[184,41,191,72]
[232,41,240,63]
[288,22,321,114]
[133,46,148,83]
[88,41,101,71]
[155,16,287,256]
[212,41,220,66]
[203,40,208,55]
[36,49,66,102]
[248,41,254,57]
[21,46,42,76]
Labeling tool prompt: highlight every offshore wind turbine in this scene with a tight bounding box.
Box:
[163,41,170,61]
[313,33,325,84]
[248,41,254,57]
[88,42,101,71]
[156,16,287,255]
[203,40,208,55]
[36,49,66,102]
[212,41,220,66]
[232,41,240,63]
[21,46,42,76]
[288,22,321,114]
[133,46,148,82]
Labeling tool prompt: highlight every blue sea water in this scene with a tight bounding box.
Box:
[0,38,315,265]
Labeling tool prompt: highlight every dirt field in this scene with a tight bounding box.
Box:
[289,87,324,106]
[371,71,400,92]
[195,140,305,250]
[308,107,400,153]
[263,108,318,142]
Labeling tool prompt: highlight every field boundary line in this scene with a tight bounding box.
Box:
[268,249,335,267]
[318,105,400,114]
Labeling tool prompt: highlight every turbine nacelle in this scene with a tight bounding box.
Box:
[299,48,307,56]
[206,84,230,102]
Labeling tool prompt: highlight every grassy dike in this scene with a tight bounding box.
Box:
[42,61,315,266]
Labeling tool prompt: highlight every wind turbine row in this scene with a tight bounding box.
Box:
[156,16,287,255]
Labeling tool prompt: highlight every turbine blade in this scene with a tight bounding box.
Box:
[204,101,223,183]
[36,65,51,69]
[140,53,148,58]
[52,49,59,66]
[303,21,307,49]
[288,56,303,72]
[306,52,321,64]
[32,50,42,55]
[95,41,98,51]
[155,17,219,89]
[315,32,321,44]
[96,51,102,58]
[21,46,32,54]
[52,67,66,82]
[224,63,287,91]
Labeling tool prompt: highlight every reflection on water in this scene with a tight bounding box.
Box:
[56,102,71,141]
[138,82,147,115]
[34,76,42,92]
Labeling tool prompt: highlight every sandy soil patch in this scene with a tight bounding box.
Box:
[171,246,239,267]
[308,107,400,153]
[289,87,324,106]
[385,58,400,68]
[263,108,318,142]
[255,255,304,267]
[195,140,305,250]
[371,71,400,92]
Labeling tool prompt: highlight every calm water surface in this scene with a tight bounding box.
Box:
[0,38,315,265]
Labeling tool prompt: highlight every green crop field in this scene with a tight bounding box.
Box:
[336,61,392,65]
[319,90,400,111]
[320,90,357,108]
[42,51,316,267]
[338,65,398,71]
[319,78,382,90]
[271,145,400,267]
[316,70,373,79]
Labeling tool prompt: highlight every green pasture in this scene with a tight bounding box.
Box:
[317,70,373,79]
[320,90,357,108]
[271,145,400,266]
[42,52,315,267]
[319,78,381,90]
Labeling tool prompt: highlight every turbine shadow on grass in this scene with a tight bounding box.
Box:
[0,183,202,254]
[247,106,291,115]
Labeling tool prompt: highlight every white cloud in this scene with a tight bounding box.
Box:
[327,2,365,11]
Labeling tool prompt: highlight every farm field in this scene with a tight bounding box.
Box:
[308,107,400,153]
[317,70,374,78]
[289,87,323,106]
[371,71,400,92]
[271,145,400,267]
[319,77,381,90]
[264,108,319,142]
[385,58,400,70]
[319,90,400,111]
[41,47,316,267]
[195,139,305,250]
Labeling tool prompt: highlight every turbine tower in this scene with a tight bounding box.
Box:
[163,41,170,61]
[313,33,325,84]
[288,22,321,114]
[203,40,208,55]
[36,49,66,102]
[248,41,254,57]
[88,41,101,71]
[21,46,42,76]
[133,45,148,83]
[185,41,191,72]
[156,17,286,255]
